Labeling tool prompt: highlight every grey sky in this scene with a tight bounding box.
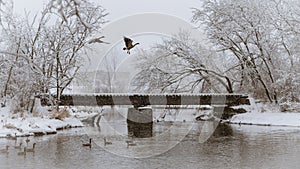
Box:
[13,0,201,22]
[12,0,204,91]
[100,0,200,22]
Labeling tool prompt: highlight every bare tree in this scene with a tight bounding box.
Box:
[0,2,38,110]
[271,0,300,102]
[89,47,127,93]
[0,0,108,112]
[131,32,233,93]
[191,0,297,103]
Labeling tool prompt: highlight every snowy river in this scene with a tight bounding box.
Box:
[1,108,300,169]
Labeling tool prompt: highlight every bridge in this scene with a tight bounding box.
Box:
[39,93,250,138]
[41,93,250,107]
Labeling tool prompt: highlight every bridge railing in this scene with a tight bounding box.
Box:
[39,93,250,107]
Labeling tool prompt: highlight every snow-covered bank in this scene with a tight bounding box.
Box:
[230,100,300,127]
[230,112,300,127]
[0,106,84,138]
[1,96,300,138]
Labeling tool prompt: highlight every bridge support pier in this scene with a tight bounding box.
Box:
[212,106,226,119]
[127,107,153,138]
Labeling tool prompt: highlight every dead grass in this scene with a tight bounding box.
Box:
[51,108,71,120]
[3,123,17,129]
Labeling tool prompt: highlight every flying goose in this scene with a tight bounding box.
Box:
[123,36,139,54]
[88,36,110,44]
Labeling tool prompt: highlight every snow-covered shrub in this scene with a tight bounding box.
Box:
[274,71,300,103]
[50,108,71,120]
[0,0,107,112]
[280,102,300,112]
[192,0,300,103]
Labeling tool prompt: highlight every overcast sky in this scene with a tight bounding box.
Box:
[12,0,203,88]
[13,0,201,23]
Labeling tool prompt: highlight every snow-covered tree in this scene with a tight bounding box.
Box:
[131,32,233,93]
[0,0,107,112]
[0,1,38,111]
[44,1,107,111]
[192,0,300,103]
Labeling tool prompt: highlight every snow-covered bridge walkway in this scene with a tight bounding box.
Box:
[41,93,250,107]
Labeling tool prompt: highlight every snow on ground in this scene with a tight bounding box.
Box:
[230,98,300,127]
[230,111,300,127]
[0,105,84,138]
[1,96,300,138]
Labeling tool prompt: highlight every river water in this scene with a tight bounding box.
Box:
[1,108,300,169]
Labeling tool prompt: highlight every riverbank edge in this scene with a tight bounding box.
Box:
[228,100,300,127]
[0,118,85,138]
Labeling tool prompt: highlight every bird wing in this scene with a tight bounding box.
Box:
[124,36,133,47]
[88,38,97,44]
[88,36,109,44]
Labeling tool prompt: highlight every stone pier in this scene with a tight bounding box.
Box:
[127,107,153,138]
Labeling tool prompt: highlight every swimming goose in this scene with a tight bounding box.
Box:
[104,137,112,146]
[14,143,22,149]
[82,138,92,148]
[8,133,17,141]
[127,142,137,148]
[123,36,139,54]
[25,137,30,146]
[0,145,9,154]
[26,143,36,152]
[17,147,26,156]
[125,140,133,144]
[126,139,137,148]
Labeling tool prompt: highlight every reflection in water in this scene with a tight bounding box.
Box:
[212,123,233,137]
[127,107,153,138]
[1,108,300,168]
[127,120,153,138]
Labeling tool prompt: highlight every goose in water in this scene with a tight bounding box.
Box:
[8,133,17,142]
[26,143,36,152]
[123,36,139,54]
[17,147,26,156]
[83,138,92,148]
[0,145,9,154]
[126,141,137,148]
[104,137,112,146]
[14,143,22,149]
[25,137,30,146]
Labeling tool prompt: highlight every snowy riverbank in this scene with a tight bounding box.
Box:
[230,101,300,127]
[0,106,84,138]
[230,111,300,127]
[1,98,300,138]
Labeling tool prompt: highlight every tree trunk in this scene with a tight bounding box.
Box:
[3,41,21,97]
[56,53,60,112]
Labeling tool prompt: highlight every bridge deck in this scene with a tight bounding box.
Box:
[40,93,250,107]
